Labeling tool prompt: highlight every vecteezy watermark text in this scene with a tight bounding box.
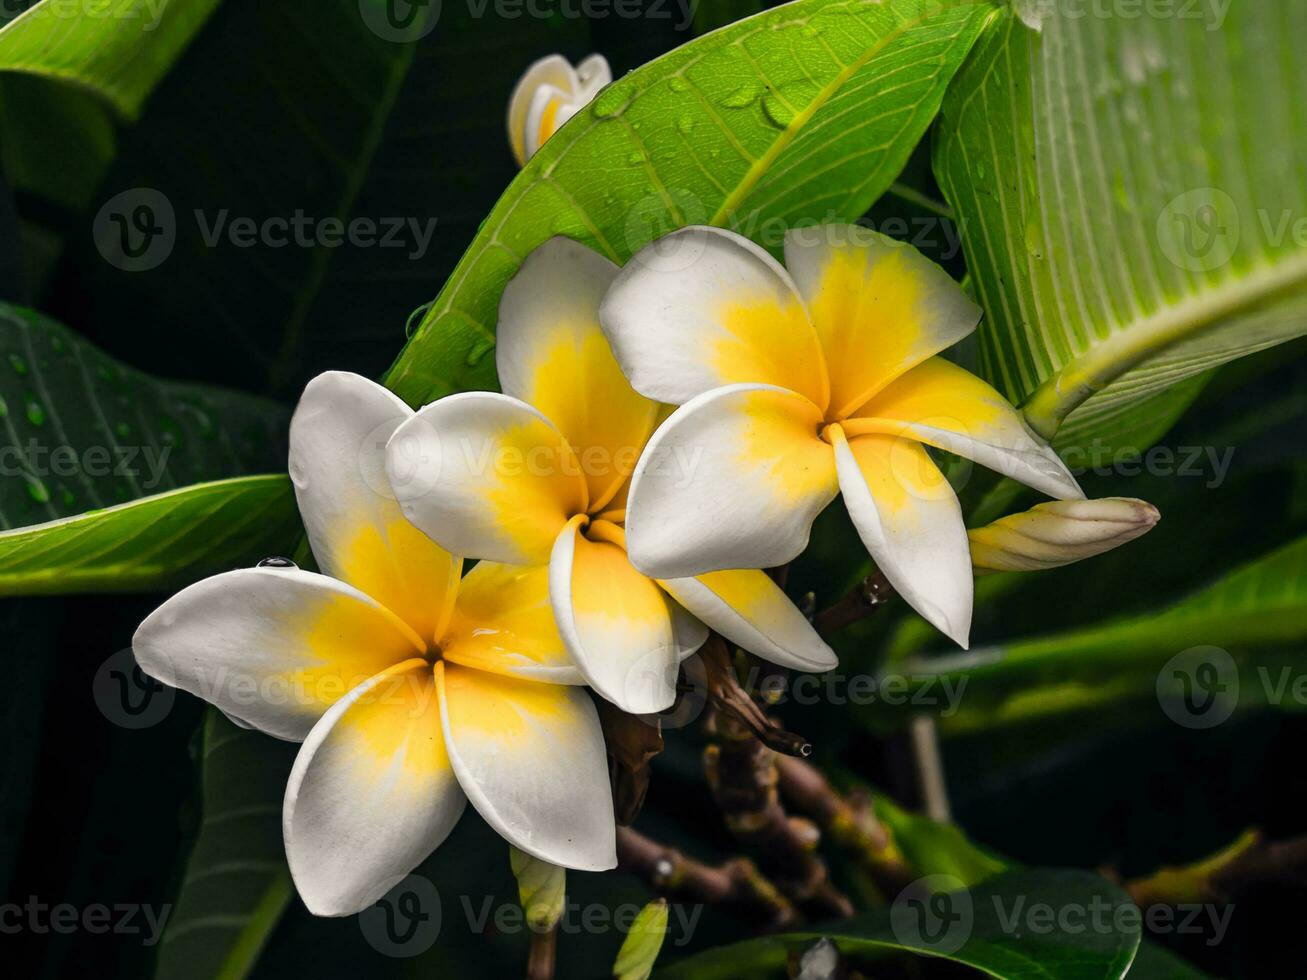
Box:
[0,441,172,489]
[0,898,171,946]
[93,188,439,273]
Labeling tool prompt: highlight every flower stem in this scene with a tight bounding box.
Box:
[615,826,797,929]
[815,570,895,637]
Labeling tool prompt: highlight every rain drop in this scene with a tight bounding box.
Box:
[464,337,495,367]
[589,85,626,119]
[26,477,49,505]
[25,400,45,426]
[257,556,298,569]
[8,353,27,375]
[721,83,757,108]
[761,92,797,128]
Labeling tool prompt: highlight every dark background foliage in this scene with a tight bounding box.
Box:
[1,1,1305,978]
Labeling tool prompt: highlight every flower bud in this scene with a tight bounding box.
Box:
[613,899,669,980]
[968,497,1160,572]
[509,846,566,931]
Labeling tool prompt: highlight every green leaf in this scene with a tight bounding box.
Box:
[873,793,1009,886]
[1124,942,1216,980]
[887,532,1307,734]
[154,710,298,980]
[0,475,299,596]
[658,869,1140,979]
[0,303,289,580]
[0,0,222,120]
[384,0,1001,405]
[933,6,1307,447]
[62,0,426,396]
[0,302,288,524]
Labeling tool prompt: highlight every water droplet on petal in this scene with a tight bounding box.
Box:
[257,556,298,569]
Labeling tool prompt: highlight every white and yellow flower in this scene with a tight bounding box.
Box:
[133,372,615,917]
[600,223,1085,649]
[508,53,611,166]
[386,237,836,715]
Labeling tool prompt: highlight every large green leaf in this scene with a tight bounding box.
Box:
[658,869,1140,979]
[384,0,1001,405]
[155,711,298,980]
[0,475,298,596]
[885,532,1307,734]
[933,5,1307,449]
[56,0,424,396]
[0,302,287,543]
[0,0,221,119]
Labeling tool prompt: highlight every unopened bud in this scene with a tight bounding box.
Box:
[613,899,669,980]
[509,846,566,931]
[969,497,1160,572]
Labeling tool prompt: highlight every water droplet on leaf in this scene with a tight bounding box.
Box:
[26,477,49,504]
[722,84,757,108]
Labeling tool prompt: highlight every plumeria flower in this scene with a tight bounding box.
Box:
[386,237,836,715]
[507,53,611,166]
[600,223,1085,648]
[133,372,615,917]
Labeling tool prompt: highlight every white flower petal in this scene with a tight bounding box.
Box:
[600,226,829,409]
[660,569,836,671]
[290,371,461,641]
[283,659,465,917]
[625,383,838,579]
[496,236,656,510]
[549,518,680,714]
[387,392,587,566]
[850,358,1083,501]
[508,54,578,165]
[133,568,423,740]
[437,663,616,871]
[831,427,973,648]
[783,224,981,418]
[441,560,583,685]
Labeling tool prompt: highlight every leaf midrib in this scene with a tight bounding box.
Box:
[1021,249,1307,438]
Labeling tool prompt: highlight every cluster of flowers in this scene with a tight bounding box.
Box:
[132,55,1157,919]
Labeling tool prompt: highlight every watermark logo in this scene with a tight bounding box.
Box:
[890,875,973,954]
[359,874,442,956]
[93,648,174,730]
[1157,645,1239,729]
[93,188,176,273]
[1157,188,1239,272]
[360,0,440,41]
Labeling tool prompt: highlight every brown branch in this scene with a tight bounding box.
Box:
[526,923,557,980]
[1121,830,1307,907]
[815,570,895,637]
[774,755,914,893]
[616,826,798,929]
[702,636,811,757]
[702,666,853,918]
